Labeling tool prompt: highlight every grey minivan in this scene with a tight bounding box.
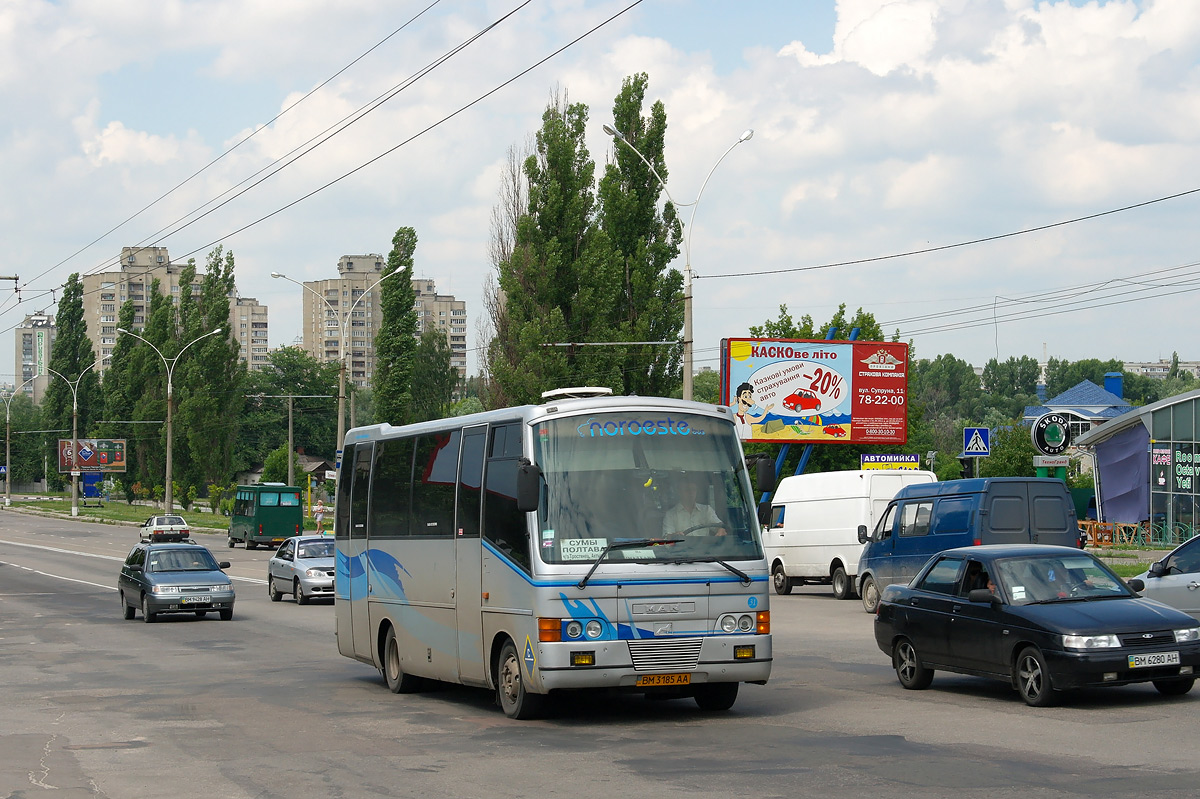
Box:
[856,477,1079,613]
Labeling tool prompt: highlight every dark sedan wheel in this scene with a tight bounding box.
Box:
[219,608,233,621]
[861,576,880,614]
[194,611,207,618]
[141,595,157,623]
[268,576,282,602]
[295,579,310,605]
[831,566,851,600]
[893,638,934,690]
[1015,647,1058,707]
[120,591,135,620]
[772,563,793,595]
[1153,677,1195,696]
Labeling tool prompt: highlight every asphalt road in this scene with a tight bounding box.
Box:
[1,510,1197,799]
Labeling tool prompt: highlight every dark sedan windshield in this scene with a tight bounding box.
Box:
[993,554,1131,605]
[147,549,220,572]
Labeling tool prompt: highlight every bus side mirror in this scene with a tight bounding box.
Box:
[756,459,776,493]
[858,524,869,544]
[758,502,772,526]
[516,461,542,513]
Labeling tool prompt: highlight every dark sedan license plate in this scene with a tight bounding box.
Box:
[181,595,211,605]
[1128,651,1180,669]
[636,673,691,687]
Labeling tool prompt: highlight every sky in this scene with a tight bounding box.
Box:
[3,0,1199,388]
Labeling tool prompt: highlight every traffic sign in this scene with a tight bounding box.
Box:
[963,427,990,456]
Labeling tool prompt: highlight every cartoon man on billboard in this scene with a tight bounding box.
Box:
[732,382,773,440]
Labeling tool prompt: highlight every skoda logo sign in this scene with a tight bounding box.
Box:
[1032,412,1072,456]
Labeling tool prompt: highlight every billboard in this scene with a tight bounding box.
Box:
[720,338,909,445]
[861,454,921,470]
[58,439,127,473]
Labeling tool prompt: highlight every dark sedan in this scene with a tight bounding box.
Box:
[874,544,1200,706]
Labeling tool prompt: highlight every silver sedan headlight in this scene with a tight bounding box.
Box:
[305,568,326,578]
[1174,628,1200,644]
[1062,634,1121,649]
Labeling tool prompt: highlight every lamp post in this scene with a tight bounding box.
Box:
[116,327,222,511]
[46,361,99,517]
[272,269,404,471]
[1,376,37,507]
[602,124,753,401]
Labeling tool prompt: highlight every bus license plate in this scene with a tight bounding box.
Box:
[181,595,211,605]
[1128,651,1180,669]
[636,673,691,687]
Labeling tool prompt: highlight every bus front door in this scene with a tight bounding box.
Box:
[349,442,374,662]
[455,426,487,684]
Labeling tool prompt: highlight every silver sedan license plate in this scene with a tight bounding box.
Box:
[1128,651,1180,669]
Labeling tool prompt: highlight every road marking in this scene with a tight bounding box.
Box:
[0,538,267,585]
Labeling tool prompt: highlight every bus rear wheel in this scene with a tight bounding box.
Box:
[382,627,421,694]
[497,639,545,719]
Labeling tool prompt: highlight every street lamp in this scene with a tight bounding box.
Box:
[46,361,99,517]
[116,327,222,511]
[1,376,37,507]
[602,124,753,401]
[272,269,404,471]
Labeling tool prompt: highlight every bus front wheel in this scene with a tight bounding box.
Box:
[693,682,739,711]
[497,639,545,719]
[382,627,421,694]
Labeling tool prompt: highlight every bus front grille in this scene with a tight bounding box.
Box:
[627,638,704,672]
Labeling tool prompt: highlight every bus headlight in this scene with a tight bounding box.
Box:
[584,620,603,639]
[719,615,738,633]
[738,614,754,632]
[566,621,583,639]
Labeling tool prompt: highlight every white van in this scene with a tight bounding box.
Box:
[764,469,936,599]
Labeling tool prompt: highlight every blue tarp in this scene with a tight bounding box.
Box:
[1094,423,1149,523]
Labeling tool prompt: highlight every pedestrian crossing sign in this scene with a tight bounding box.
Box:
[963,427,990,456]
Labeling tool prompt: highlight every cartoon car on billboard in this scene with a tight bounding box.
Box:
[782,390,821,413]
[823,425,846,438]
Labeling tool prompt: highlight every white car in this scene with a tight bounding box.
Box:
[139,515,191,543]
[1135,536,1200,620]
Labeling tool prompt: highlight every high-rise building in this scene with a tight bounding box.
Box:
[14,311,55,403]
[296,255,467,387]
[79,247,269,372]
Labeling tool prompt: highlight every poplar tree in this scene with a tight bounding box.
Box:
[373,227,419,425]
[408,327,459,423]
[597,73,684,397]
[43,273,101,488]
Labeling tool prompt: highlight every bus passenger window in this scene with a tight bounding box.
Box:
[483,430,529,571]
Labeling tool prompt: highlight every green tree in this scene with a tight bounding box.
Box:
[978,425,1038,478]
[238,346,338,471]
[749,303,888,342]
[486,91,622,405]
[692,370,721,405]
[43,273,102,490]
[261,444,299,484]
[373,227,419,425]
[5,392,43,485]
[981,355,1040,395]
[1044,357,1124,398]
[597,73,683,397]
[174,248,246,492]
[409,328,459,423]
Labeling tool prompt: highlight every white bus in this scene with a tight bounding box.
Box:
[334,390,775,718]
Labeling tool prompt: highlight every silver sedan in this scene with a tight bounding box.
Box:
[267,535,335,605]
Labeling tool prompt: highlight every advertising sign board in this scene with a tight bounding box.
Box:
[861,454,921,470]
[58,439,127,473]
[720,338,909,444]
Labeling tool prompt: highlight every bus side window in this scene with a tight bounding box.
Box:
[483,424,529,571]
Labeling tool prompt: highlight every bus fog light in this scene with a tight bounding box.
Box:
[585,620,603,639]
[734,645,755,660]
[738,614,754,632]
[571,651,595,667]
[566,621,583,639]
[720,615,737,633]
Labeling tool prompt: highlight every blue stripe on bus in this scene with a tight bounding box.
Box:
[480,540,767,587]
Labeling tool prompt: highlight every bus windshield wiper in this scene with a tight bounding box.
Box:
[668,556,751,586]
[576,539,681,589]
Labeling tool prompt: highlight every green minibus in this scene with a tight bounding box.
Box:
[227,483,304,549]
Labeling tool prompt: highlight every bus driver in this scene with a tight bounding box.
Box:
[663,478,727,538]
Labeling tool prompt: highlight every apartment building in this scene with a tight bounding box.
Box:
[13,310,55,403]
[297,255,467,387]
[79,247,269,372]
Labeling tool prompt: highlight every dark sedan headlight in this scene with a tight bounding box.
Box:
[1062,634,1121,650]
[151,585,181,595]
[1174,628,1200,644]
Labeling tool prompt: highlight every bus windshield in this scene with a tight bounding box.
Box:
[532,410,763,564]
